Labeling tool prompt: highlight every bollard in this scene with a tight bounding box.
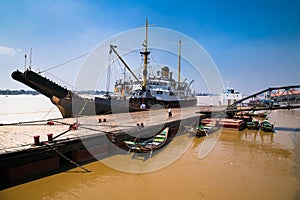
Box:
[34,135,40,145]
[47,133,53,143]
[47,121,54,125]
[98,119,102,123]
[103,118,107,122]
[73,122,79,130]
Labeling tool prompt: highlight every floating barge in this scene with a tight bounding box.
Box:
[0,106,224,189]
[201,118,246,131]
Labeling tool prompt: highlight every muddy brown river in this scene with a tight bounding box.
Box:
[1,109,299,200]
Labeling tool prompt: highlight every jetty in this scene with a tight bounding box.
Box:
[0,106,224,188]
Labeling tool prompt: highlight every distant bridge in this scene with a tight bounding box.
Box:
[226,84,300,116]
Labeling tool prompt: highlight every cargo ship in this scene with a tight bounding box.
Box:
[11,19,196,118]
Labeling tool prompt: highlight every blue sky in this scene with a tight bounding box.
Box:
[0,0,299,94]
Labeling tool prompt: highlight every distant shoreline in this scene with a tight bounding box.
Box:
[0,89,39,95]
[0,89,112,96]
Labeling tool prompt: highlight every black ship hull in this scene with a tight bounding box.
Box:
[94,97,146,114]
[11,70,96,118]
[12,70,196,118]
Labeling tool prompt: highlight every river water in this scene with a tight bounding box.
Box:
[0,95,299,200]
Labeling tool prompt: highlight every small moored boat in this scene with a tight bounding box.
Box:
[123,127,169,157]
[246,120,260,130]
[260,120,274,132]
[196,124,216,137]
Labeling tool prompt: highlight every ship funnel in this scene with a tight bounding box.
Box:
[161,66,169,78]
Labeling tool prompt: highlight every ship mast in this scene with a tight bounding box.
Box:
[109,19,151,92]
[177,38,181,89]
[140,19,150,90]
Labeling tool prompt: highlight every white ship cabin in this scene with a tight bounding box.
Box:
[221,88,243,106]
[131,66,195,100]
[113,79,131,97]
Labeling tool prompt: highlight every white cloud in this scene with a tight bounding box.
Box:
[0,46,22,55]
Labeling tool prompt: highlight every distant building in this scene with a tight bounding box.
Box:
[220,88,243,106]
[196,88,243,106]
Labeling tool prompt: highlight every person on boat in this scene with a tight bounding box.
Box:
[168,108,172,118]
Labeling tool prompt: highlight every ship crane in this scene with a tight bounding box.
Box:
[109,45,146,92]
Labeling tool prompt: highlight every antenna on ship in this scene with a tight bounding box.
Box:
[29,48,32,70]
[225,81,231,89]
[140,19,151,90]
[177,38,181,89]
[24,54,27,71]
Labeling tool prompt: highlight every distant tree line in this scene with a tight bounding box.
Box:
[76,90,112,95]
[0,89,112,96]
[0,89,39,95]
[196,93,219,96]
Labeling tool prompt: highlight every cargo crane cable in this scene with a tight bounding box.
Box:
[38,50,93,74]
[106,53,113,94]
[107,52,125,94]
[149,54,160,76]
[44,71,79,92]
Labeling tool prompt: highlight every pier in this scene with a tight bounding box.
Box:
[0,106,224,188]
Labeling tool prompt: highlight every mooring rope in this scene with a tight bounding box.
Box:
[46,144,91,173]
[0,118,64,127]
[52,129,71,140]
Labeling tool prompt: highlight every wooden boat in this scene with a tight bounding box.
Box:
[201,118,246,131]
[260,120,274,132]
[195,124,217,137]
[246,120,260,130]
[123,127,169,155]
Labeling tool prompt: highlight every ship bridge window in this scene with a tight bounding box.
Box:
[157,91,163,95]
[170,92,176,96]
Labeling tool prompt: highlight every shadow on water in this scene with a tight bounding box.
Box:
[66,170,92,174]
[130,152,150,161]
[275,127,300,132]
[129,147,162,161]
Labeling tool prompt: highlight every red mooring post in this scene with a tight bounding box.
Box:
[33,135,40,145]
[47,133,53,143]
